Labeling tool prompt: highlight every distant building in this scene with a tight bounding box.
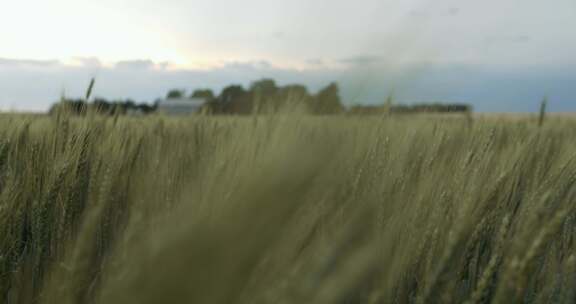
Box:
[157,97,206,115]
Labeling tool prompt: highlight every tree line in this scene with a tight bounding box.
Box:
[165,78,345,115]
[49,98,157,116]
[50,78,471,115]
[349,103,472,115]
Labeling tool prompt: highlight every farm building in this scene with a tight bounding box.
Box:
[157,97,207,115]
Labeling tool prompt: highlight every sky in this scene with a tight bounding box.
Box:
[0,0,575,112]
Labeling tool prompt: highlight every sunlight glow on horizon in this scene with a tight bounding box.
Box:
[0,0,431,70]
[1,0,575,69]
[0,1,195,67]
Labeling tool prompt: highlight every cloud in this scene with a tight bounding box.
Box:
[338,55,383,66]
[408,9,428,18]
[485,35,533,45]
[0,58,60,67]
[272,31,286,39]
[157,61,174,70]
[115,60,155,70]
[409,7,461,18]
[222,60,273,70]
[511,36,532,43]
[447,8,460,16]
[305,58,326,66]
[72,57,102,68]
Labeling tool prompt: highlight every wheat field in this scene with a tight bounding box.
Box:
[0,112,575,303]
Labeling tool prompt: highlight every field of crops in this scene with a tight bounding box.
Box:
[0,112,575,303]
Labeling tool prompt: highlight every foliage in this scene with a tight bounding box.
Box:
[49,98,157,116]
[0,112,575,303]
[190,89,216,100]
[312,82,344,114]
[50,79,472,116]
[349,103,472,115]
[166,89,185,99]
[205,79,344,115]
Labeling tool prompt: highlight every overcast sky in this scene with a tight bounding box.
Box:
[0,0,575,112]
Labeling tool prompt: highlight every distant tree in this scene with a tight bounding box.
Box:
[93,98,113,114]
[250,79,278,98]
[219,85,246,103]
[384,102,472,114]
[191,89,215,100]
[216,85,251,114]
[249,79,279,112]
[49,99,87,116]
[279,85,309,100]
[348,104,386,115]
[313,82,344,114]
[125,99,136,110]
[274,84,313,112]
[138,103,157,114]
[49,97,157,116]
[167,89,185,99]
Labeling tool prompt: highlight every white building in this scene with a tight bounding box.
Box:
[157,97,207,115]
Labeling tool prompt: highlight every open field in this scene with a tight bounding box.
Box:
[0,113,575,303]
